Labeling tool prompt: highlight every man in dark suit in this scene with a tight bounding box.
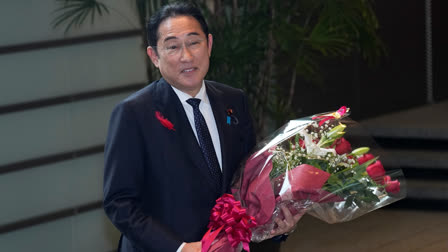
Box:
[103,3,300,252]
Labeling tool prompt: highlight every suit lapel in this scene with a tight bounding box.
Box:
[205,81,233,194]
[153,79,221,193]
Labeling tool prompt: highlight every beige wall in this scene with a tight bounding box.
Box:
[0,1,147,251]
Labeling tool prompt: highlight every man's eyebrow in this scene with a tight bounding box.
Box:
[187,32,200,37]
[163,36,178,42]
[162,32,201,43]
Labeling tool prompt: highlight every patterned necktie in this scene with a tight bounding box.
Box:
[187,98,222,191]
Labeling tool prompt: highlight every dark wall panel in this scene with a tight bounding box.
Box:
[359,0,427,118]
[433,0,448,101]
[290,0,443,121]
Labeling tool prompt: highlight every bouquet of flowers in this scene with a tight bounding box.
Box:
[202,107,406,251]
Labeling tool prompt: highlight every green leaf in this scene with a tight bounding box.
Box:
[326,124,347,139]
[52,0,110,33]
[351,147,370,156]
[303,159,327,170]
[353,157,378,174]
[344,195,354,208]
[361,189,381,203]
[320,139,336,148]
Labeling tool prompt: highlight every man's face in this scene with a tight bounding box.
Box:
[147,16,213,97]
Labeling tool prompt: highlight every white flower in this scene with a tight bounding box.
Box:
[300,128,336,157]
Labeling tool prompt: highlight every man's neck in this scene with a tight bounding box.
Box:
[170,80,206,99]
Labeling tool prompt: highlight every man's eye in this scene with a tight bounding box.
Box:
[187,41,201,47]
[167,45,178,50]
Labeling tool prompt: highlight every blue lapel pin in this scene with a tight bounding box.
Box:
[226,109,233,125]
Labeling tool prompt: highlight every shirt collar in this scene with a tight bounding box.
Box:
[170,81,210,105]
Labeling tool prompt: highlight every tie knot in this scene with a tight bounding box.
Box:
[187,98,201,109]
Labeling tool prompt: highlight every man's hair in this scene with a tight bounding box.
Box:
[147,2,209,49]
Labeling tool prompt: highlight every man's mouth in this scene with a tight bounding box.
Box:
[181,67,197,73]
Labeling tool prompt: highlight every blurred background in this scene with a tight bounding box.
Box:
[0,0,446,251]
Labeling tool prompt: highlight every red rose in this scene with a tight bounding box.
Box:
[383,175,400,193]
[358,153,375,165]
[366,161,385,179]
[299,138,306,149]
[380,175,390,185]
[334,138,352,154]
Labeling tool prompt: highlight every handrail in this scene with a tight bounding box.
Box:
[0,29,142,55]
[0,145,104,175]
[0,200,102,234]
[0,83,145,115]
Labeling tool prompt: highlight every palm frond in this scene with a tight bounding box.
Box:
[52,0,109,33]
[308,21,352,57]
[318,0,385,61]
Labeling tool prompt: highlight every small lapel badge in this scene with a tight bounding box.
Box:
[226,108,238,125]
[226,109,232,125]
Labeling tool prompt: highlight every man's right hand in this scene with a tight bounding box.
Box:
[181,241,201,252]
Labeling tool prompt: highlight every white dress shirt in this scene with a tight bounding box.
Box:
[171,81,222,252]
[171,81,223,170]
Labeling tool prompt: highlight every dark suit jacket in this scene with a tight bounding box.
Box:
[103,78,256,252]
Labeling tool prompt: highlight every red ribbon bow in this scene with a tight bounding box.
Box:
[312,106,349,126]
[155,111,175,131]
[202,194,257,252]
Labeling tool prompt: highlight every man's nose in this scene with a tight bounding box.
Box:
[180,45,193,62]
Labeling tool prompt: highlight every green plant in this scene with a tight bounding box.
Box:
[273,0,386,105]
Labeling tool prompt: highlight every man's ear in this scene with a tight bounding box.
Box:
[147,46,159,68]
[207,34,213,57]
